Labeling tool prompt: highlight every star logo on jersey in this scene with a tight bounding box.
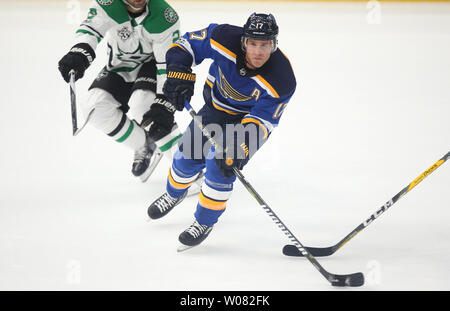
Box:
[117,26,132,41]
[115,41,153,70]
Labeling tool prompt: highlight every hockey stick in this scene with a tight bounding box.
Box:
[283,151,450,257]
[184,99,364,287]
[69,70,95,136]
[69,70,78,136]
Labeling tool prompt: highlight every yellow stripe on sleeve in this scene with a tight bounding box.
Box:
[170,43,188,53]
[205,79,213,88]
[241,117,269,139]
[210,39,237,59]
[255,75,280,98]
[212,100,242,115]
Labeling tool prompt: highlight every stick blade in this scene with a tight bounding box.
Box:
[331,272,364,287]
[282,244,335,257]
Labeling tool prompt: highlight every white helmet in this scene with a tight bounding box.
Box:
[122,0,149,11]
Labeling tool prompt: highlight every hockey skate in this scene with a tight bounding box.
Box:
[132,134,161,182]
[147,191,188,220]
[177,219,214,252]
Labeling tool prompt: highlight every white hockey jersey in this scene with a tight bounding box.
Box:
[74,0,180,94]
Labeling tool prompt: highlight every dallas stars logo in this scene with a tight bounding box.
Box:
[114,41,153,71]
[164,8,178,23]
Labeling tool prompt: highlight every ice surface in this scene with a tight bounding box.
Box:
[0,1,449,290]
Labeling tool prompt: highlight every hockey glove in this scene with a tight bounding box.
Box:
[215,122,269,178]
[163,65,196,111]
[58,43,96,83]
[142,95,176,142]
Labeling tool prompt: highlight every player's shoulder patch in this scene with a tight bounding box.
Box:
[210,24,243,58]
[95,0,129,24]
[258,49,297,98]
[97,0,114,5]
[144,0,179,34]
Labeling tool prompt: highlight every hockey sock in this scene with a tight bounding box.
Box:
[194,177,233,226]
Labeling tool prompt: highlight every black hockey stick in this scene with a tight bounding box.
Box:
[69,70,95,136]
[283,151,450,257]
[69,70,78,136]
[184,99,364,287]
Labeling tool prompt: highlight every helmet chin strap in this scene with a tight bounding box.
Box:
[123,0,147,11]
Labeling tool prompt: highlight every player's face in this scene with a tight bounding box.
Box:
[126,0,147,11]
[244,38,273,69]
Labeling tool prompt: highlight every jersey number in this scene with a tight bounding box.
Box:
[189,29,207,40]
[272,103,288,119]
[172,30,180,43]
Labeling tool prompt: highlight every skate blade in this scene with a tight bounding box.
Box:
[139,150,164,183]
[177,244,197,252]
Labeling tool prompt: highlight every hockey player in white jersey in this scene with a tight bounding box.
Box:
[58,0,182,181]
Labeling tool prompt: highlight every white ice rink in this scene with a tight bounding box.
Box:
[0,0,449,291]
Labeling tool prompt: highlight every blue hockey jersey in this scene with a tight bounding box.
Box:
[166,23,296,139]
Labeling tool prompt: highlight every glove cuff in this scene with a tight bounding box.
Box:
[154,94,176,113]
[69,43,96,66]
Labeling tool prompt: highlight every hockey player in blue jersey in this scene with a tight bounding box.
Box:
[147,13,296,249]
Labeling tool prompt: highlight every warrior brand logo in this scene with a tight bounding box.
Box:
[117,26,132,41]
[164,8,178,23]
[363,199,393,227]
[98,0,114,5]
[167,71,196,81]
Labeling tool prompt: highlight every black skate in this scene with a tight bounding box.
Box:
[147,191,187,219]
[132,133,158,182]
[177,220,214,252]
